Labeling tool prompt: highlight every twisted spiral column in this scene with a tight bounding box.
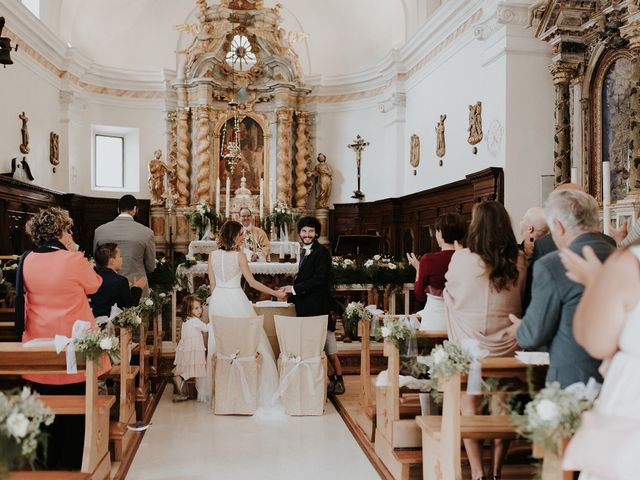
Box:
[294,111,310,209]
[167,111,178,194]
[276,108,294,205]
[176,107,191,206]
[194,106,211,204]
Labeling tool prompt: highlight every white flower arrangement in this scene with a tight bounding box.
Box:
[113,306,143,329]
[331,257,356,269]
[343,302,373,340]
[512,380,600,454]
[363,255,397,270]
[74,329,120,363]
[138,290,170,317]
[378,314,411,347]
[0,387,55,470]
[422,340,472,388]
[1,263,17,271]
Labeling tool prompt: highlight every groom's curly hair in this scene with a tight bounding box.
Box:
[218,220,242,251]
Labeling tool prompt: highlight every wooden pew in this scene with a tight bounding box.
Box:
[416,357,547,480]
[373,331,448,480]
[107,327,140,463]
[0,343,115,480]
[0,308,17,342]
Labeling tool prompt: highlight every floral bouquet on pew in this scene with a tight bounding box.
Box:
[511,379,600,455]
[343,301,372,341]
[74,329,120,365]
[138,290,170,318]
[0,387,55,475]
[377,314,419,354]
[422,340,472,388]
[113,306,143,329]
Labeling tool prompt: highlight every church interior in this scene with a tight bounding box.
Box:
[1,0,639,479]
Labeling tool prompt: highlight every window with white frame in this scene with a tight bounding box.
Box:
[91,126,139,192]
[21,0,40,18]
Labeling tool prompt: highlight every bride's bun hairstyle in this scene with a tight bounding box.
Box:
[297,216,321,236]
[218,220,243,250]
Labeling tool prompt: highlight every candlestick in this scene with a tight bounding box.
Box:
[603,161,611,235]
[259,177,264,220]
[225,176,231,218]
[215,177,221,215]
[570,167,578,184]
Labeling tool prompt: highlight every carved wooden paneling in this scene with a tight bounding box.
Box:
[330,167,503,257]
[0,176,150,255]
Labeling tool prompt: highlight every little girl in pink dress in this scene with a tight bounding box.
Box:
[173,295,208,401]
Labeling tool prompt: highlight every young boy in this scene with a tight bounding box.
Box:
[90,243,145,318]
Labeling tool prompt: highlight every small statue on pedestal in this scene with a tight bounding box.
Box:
[148,150,173,206]
[308,153,333,209]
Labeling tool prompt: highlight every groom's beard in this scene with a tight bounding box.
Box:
[300,236,316,246]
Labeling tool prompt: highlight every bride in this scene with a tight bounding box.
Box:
[198,220,287,413]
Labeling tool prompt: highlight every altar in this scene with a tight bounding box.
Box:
[187,240,301,260]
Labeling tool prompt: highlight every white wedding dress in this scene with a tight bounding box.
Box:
[197,250,283,417]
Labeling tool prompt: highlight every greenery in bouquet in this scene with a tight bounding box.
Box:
[377,314,413,353]
[423,340,472,389]
[0,387,55,474]
[188,202,223,239]
[138,290,170,318]
[74,329,120,365]
[113,305,143,329]
[511,381,597,454]
[330,255,415,290]
[343,301,372,340]
[195,284,211,305]
[147,256,177,293]
[262,201,297,236]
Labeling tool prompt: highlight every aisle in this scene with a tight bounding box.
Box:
[128,389,380,480]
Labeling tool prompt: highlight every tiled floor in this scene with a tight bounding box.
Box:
[127,389,380,480]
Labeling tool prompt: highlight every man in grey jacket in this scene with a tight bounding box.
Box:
[509,189,615,387]
[94,195,155,295]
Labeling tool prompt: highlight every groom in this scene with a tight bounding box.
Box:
[280,216,345,395]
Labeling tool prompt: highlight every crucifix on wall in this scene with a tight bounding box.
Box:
[348,134,369,200]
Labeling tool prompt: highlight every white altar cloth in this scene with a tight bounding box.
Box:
[177,261,298,292]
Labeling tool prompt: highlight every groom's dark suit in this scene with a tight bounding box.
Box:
[289,240,334,330]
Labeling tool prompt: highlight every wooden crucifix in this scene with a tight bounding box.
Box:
[348,134,369,200]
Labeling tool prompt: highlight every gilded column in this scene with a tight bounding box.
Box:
[166,111,178,205]
[550,62,575,186]
[194,105,211,204]
[276,108,294,205]
[176,107,192,206]
[622,21,640,192]
[294,111,310,209]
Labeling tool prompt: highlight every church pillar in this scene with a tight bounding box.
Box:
[550,62,576,186]
[621,21,640,193]
[276,108,294,205]
[294,111,310,210]
[194,105,212,204]
[176,106,192,206]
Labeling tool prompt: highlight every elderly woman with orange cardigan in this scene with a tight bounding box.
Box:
[16,206,107,469]
[444,201,527,480]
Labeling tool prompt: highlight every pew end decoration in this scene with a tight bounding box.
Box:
[344,301,372,341]
[113,306,143,329]
[74,329,120,364]
[511,380,600,455]
[0,387,55,473]
[422,340,472,391]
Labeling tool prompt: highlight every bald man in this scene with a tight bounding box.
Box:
[519,207,549,257]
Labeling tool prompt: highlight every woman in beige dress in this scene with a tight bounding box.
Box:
[444,201,527,480]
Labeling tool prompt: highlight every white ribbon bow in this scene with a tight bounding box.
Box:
[54,320,92,374]
[365,305,384,317]
[460,338,489,395]
[273,353,322,403]
[216,350,256,404]
[95,304,122,336]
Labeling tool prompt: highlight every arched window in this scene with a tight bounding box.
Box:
[225,34,257,71]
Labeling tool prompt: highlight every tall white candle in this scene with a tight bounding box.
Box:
[225,175,231,219]
[259,177,264,220]
[602,161,611,235]
[570,167,578,184]
[215,177,221,215]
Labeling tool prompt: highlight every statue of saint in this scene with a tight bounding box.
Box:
[148,150,173,206]
[467,101,483,145]
[410,134,420,169]
[19,112,30,154]
[436,114,447,158]
[309,153,333,209]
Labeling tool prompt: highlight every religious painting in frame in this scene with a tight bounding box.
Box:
[219,115,264,193]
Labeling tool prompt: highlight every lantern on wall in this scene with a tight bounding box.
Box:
[0,17,19,67]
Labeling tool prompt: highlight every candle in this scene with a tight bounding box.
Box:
[215,177,221,215]
[225,175,231,219]
[603,161,611,235]
[259,177,264,220]
[570,167,578,184]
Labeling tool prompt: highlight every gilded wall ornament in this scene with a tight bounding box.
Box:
[467,101,483,145]
[409,134,420,175]
[435,114,446,163]
[49,132,59,172]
